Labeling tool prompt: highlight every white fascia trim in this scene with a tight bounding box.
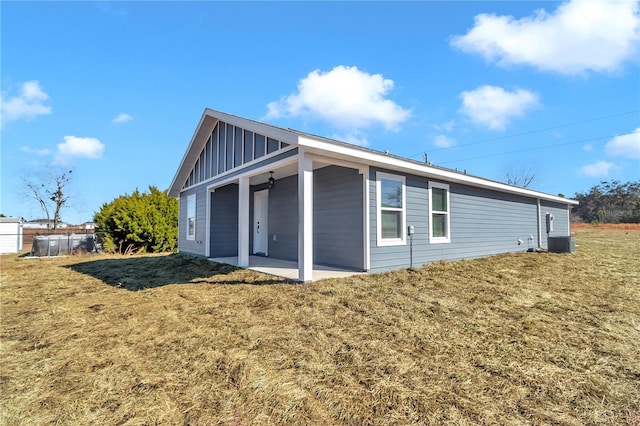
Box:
[376,171,406,247]
[204,108,299,145]
[297,136,578,206]
[169,113,218,197]
[428,181,451,244]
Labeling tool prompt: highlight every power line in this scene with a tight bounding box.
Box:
[438,130,640,165]
[410,108,640,160]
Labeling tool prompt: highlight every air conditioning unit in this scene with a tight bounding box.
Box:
[548,236,576,253]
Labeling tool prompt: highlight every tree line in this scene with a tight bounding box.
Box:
[572,180,640,224]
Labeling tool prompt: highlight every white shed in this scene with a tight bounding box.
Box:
[0,217,24,254]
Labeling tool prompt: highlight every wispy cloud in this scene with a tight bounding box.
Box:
[605,128,640,159]
[21,146,52,156]
[332,131,369,147]
[451,0,640,75]
[459,85,539,130]
[54,136,105,166]
[264,65,411,131]
[112,112,133,124]
[0,80,52,126]
[580,160,614,177]
[434,120,456,133]
[434,134,456,148]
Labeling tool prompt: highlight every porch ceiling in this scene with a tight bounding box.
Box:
[248,162,332,186]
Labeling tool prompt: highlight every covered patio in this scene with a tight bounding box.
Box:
[209,255,364,282]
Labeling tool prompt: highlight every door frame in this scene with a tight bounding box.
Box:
[253,189,269,255]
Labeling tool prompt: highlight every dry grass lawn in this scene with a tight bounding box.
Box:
[1,227,639,425]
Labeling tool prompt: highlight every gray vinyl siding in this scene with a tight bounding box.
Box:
[539,201,571,250]
[209,184,239,257]
[178,184,208,256]
[369,167,541,273]
[249,165,364,269]
[265,175,298,261]
[313,166,364,270]
[178,149,298,255]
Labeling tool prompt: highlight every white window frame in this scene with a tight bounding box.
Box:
[429,181,450,244]
[376,172,406,247]
[186,194,196,241]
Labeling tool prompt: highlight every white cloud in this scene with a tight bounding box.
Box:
[332,131,369,147]
[264,65,411,131]
[459,85,539,130]
[582,144,593,152]
[434,134,456,148]
[581,160,614,177]
[0,80,52,126]
[21,146,52,156]
[434,120,456,132]
[112,112,133,124]
[54,136,105,165]
[451,0,640,75]
[605,128,640,159]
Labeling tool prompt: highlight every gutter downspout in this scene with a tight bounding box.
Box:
[537,198,542,248]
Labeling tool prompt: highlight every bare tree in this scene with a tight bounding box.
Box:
[504,164,536,188]
[22,169,73,230]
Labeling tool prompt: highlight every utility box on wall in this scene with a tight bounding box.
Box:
[548,236,576,253]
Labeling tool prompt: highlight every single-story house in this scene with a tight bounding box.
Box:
[0,217,23,254]
[23,219,70,230]
[168,109,578,282]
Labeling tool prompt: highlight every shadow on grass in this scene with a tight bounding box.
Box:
[66,253,291,290]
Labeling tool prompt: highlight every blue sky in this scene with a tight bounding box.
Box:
[2,1,639,224]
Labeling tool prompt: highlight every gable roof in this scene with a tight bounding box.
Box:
[169,108,578,205]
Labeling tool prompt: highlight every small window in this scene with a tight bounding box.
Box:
[376,172,406,246]
[429,182,450,243]
[267,137,279,154]
[254,134,266,159]
[186,194,196,241]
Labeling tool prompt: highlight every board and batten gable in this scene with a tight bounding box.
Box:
[369,167,543,273]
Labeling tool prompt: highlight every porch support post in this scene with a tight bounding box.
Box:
[238,176,250,267]
[298,152,313,282]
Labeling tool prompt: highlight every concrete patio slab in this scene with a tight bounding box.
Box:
[209,255,364,282]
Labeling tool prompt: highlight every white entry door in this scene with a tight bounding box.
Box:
[253,189,269,255]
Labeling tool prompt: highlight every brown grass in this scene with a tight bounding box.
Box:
[571,222,640,230]
[1,228,639,425]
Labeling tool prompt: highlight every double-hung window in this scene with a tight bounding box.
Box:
[186,194,196,240]
[429,182,450,243]
[377,172,406,246]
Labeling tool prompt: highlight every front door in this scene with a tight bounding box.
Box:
[253,189,269,255]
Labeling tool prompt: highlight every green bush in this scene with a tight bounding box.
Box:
[94,186,178,253]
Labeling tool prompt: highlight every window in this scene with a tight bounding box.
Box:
[377,172,406,246]
[186,194,196,240]
[429,182,450,243]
